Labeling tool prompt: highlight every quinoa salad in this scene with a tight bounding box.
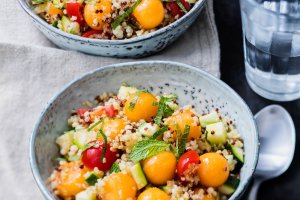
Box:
[31,0,199,40]
[49,85,244,200]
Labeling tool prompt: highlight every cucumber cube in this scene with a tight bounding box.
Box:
[130,162,147,189]
[199,111,220,127]
[206,122,227,145]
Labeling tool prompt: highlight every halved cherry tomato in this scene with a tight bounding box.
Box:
[177,150,200,179]
[82,30,103,38]
[77,108,90,117]
[82,140,118,171]
[104,104,116,118]
[166,0,190,18]
[66,2,84,26]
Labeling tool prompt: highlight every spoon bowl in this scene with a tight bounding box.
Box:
[248,104,295,200]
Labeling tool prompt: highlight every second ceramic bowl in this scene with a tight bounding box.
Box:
[18,0,206,57]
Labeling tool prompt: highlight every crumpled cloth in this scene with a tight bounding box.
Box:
[0,0,220,199]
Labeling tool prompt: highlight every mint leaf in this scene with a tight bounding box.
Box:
[85,173,99,185]
[109,162,121,173]
[154,94,177,125]
[130,139,170,162]
[150,125,168,139]
[176,125,190,157]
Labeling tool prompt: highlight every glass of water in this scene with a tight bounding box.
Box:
[240,0,300,101]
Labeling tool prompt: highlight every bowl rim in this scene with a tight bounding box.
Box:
[18,0,206,45]
[29,60,259,200]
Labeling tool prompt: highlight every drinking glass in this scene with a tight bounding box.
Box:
[240,0,300,101]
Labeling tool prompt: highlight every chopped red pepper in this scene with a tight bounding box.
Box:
[82,30,103,38]
[104,104,116,118]
[167,0,190,18]
[66,2,84,26]
[77,108,90,117]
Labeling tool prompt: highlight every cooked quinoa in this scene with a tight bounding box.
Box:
[49,85,244,200]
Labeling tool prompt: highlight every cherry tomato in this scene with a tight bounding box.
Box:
[177,150,200,179]
[77,108,90,117]
[166,0,190,18]
[124,92,158,122]
[66,2,84,26]
[132,0,165,29]
[82,140,117,171]
[54,161,88,198]
[198,153,230,187]
[104,104,116,118]
[83,1,112,31]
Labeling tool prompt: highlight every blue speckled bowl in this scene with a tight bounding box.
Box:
[30,61,258,199]
[18,0,205,57]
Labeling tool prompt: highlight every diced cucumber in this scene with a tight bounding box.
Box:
[52,20,58,28]
[73,130,97,149]
[137,122,159,137]
[60,16,80,35]
[206,122,227,145]
[130,162,147,189]
[227,129,240,139]
[33,3,48,14]
[230,144,244,163]
[85,173,100,186]
[200,111,220,127]
[56,130,74,155]
[160,185,169,193]
[117,85,138,100]
[218,176,240,195]
[75,187,97,200]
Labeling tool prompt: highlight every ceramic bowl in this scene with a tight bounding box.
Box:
[18,0,206,58]
[30,61,259,199]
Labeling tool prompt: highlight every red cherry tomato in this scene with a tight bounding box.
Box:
[77,108,90,117]
[167,0,190,18]
[82,140,118,171]
[66,2,84,26]
[82,30,103,38]
[177,150,200,178]
[104,104,116,118]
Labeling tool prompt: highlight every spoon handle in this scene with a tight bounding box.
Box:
[248,178,263,200]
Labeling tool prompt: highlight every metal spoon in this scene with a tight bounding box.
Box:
[248,105,295,200]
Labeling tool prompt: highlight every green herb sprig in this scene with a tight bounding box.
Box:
[175,125,190,157]
[112,0,142,29]
[130,139,170,162]
[154,94,177,125]
[176,0,188,13]
[32,0,45,5]
[109,162,121,173]
[150,125,168,139]
[98,129,107,162]
[87,118,104,132]
[128,90,147,111]
[85,173,99,185]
